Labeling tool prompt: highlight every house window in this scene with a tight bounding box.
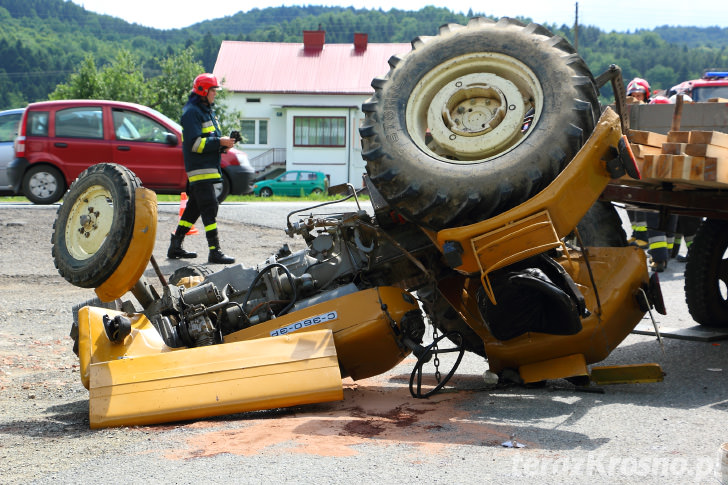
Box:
[240,119,268,145]
[294,117,346,147]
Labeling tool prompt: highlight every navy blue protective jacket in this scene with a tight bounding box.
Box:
[181,93,223,184]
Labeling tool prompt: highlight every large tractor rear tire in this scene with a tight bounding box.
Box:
[685,219,728,328]
[52,163,141,288]
[360,17,600,230]
[573,201,628,248]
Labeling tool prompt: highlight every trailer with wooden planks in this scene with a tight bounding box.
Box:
[601,97,728,328]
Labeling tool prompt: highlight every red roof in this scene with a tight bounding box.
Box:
[213,40,411,95]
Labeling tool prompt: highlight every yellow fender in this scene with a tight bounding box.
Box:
[94,187,157,302]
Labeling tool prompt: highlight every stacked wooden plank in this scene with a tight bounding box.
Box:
[627,129,728,189]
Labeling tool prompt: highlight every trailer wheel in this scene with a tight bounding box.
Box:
[360,17,599,230]
[685,219,728,327]
[52,163,141,288]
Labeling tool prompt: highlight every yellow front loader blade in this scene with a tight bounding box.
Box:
[79,308,343,428]
[589,364,665,385]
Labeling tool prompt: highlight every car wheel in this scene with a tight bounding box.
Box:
[51,163,141,288]
[215,173,231,203]
[310,188,323,195]
[260,187,273,197]
[360,18,599,230]
[22,164,66,204]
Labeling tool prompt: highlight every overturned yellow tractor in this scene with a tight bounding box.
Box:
[52,18,664,428]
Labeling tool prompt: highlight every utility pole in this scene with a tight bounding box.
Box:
[574,2,579,52]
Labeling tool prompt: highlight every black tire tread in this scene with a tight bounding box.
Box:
[169,264,213,286]
[51,163,140,288]
[574,201,627,247]
[684,219,728,328]
[359,17,599,230]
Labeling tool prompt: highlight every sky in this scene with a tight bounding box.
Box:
[71,0,728,32]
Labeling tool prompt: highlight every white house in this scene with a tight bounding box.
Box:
[213,31,410,186]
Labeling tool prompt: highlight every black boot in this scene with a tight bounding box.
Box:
[209,248,235,264]
[167,235,197,259]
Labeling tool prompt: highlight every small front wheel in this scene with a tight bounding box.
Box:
[260,187,273,197]
[52,163,141,288]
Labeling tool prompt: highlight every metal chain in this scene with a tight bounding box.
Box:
[432,325,441,383]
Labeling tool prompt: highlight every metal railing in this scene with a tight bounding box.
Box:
[249,148,286,172]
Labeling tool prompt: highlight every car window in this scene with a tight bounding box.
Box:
[0,113,21,142]
[112,109,170,143]
[280,172,299,182]
[27,111,49,137]
[55,107,103,139]
[301,172,318,181]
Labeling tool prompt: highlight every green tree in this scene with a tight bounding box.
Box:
[199,32,219,71]
[48,55,101,100]
[148,48,204,121]
[97,50,150,103]
[645,65,677,94]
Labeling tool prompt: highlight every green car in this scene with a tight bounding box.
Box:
[253,170,328,197]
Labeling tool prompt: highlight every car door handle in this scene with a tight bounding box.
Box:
[117,146,130,151]
[54,142,67,148]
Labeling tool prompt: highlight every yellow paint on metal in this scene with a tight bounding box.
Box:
[77,286,417,427]
[471,209,569,305]
[94,187,157,302]
[519,354,588,384]
[439,246,649,376]
[88,329,342,428]
[437,107,624,274]
[226,286,419,380]
[77,306,175,390]
[590,364,664,385]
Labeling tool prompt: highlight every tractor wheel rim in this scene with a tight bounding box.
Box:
[406,52,543,162]
[64,185,115,261]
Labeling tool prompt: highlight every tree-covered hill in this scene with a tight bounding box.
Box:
[1,0,727,110]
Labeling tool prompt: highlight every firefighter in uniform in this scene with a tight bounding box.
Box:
[167,73,236,264]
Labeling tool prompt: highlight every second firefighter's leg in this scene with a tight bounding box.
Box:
[628,210,648,249]
[167,192,200,259]
[646,212,668,272]
[192,181,235,265]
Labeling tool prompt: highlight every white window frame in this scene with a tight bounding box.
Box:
[240,118,269,145]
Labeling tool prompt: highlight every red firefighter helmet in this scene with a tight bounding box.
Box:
[192,73,220,96]
[649,95,671,104]
[627,78,651,98]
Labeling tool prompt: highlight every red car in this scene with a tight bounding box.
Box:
[8,99,254,204]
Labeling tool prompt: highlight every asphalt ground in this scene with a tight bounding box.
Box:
[0,202,725,484]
